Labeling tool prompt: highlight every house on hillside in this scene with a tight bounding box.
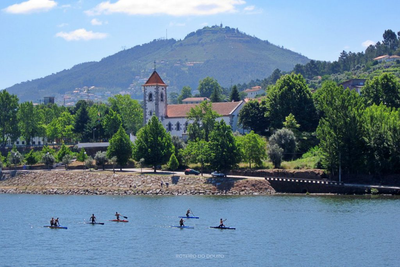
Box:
[142,71,245,138]
[244,86,264,99]
[373,55,400,63]
[182,97,210,104]
[339,79,366,94]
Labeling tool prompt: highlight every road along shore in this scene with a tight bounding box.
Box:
[0,170,275,196]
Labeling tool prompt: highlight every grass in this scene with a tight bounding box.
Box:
[281,156,320,169]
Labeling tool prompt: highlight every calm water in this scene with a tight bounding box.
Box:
[1,194,399,267]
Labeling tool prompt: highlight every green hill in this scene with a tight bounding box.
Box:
[6,25,310,103]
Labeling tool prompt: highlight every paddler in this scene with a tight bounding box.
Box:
[50,217,55,227]
[55,218,60,226]
[186,209,191,217]
[179,218,185,227]
[219,218,226,227]
[115,212,120,221]
[90,214,96,223]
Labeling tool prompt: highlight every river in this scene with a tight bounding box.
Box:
[1,194,399,266]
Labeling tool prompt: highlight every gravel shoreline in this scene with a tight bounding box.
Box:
[0,170,275,196]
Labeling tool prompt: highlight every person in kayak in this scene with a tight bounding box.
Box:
[115,212,120,220]
[55,218,60,226]
[219,218,226,227]
[90,214,96,223]
[186,209,191,217]
[179,218,185,227]
[50,217,55,227]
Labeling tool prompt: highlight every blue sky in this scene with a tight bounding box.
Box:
[1,0,399,90]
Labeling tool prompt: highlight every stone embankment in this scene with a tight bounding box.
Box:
[0,171,275,196]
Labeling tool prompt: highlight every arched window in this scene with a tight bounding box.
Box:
[149,110,153,117]
[184,121,189,132]
[176,121,180,131]
[148,92,153,102]
[167,122,172,131]
[160,92,164,102]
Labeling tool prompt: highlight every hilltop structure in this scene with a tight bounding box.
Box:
[142,71,245,138]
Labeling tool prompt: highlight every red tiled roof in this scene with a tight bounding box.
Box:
[244,87,263,93]
[167,101,243,118]
[144,71,167,86]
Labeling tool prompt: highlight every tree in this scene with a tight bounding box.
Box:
[102,109,122,138]
[107,125,133,171]
[73,100,91,141]
[171,136,186,167]
[316,81,365,176]
[268,144,283,168]
[208,120,241,172]
[108,95,143,135]
[361,104,400,176]
[133,116,174,173]
[182,139,210,175]
[17,102,43,146]
[382,29,398,51]
[265,73,318,132]
[229,85,241,102]
[238,99,269,135]
[187,101,220,141]
[362,73,400,109]
[0,90,19,146]
[210,85,223,102]
[177,86,192,104]
[269,128,297,161]
[198,77,222,98]
[46,111,75,143]
[236,131,267,168]
[94,151,108,170]
[168,154,179,172]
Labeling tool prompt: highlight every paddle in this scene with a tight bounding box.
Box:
[122,215,128,219]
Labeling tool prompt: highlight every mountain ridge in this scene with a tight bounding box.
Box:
[6,25,310,103]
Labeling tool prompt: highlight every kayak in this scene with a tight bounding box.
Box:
[44,225,68,229]
[210,226,236,230]
[172,225,194,229]
[178,216,199,219]
[109,219,129,222]
[86,222,105,225]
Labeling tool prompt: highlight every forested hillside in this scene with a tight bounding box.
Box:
[5,25,309,103]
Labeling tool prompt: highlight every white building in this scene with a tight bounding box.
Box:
[244,86,264,99]
[142,71,245,137]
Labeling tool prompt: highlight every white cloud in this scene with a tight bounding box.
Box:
[85,0,246,16]
[57,23,68,27]
[4,0,57,14]
[55,28,108,41]
[362,40,376,48]
[91,18,103,25]
[243,5,262,14]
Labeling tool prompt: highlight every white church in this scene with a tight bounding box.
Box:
[142,70,245,138]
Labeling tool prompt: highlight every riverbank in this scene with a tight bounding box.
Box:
[0,170,275,196]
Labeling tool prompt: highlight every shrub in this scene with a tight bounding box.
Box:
[94,151,108,170]
[62,154,73,170]
[57,144,72,162]
[268,144,283,168]
[25,149,38,165]
[77,148,88,162]
[42,153,55,169]
[269,128,296,161]
[168,153,179,171]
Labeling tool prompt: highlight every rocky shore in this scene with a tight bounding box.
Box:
[0,170,275,196]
